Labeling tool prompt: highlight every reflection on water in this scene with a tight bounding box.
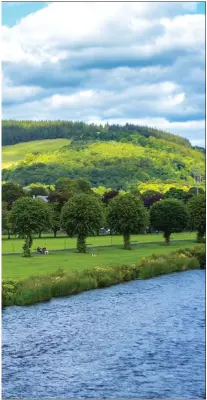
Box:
[2,270,205,399]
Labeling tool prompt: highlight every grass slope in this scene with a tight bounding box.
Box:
[2,241,198,280]
[2,139,70,168]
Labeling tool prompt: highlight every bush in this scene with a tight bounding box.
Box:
[172,245,205,268]
[189,246,206,268]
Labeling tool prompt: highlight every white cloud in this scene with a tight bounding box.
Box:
[157,14,205,50]
[2,2,205,146]
[2,75,43,104]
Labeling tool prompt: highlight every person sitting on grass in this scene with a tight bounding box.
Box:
[42,247,49,255]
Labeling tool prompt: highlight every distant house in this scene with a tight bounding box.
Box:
[32,195,48,203]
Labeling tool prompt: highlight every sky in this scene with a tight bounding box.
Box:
[2,1,206,147]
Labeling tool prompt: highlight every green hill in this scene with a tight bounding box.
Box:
[2,139,71,169]
[2,120,205,190]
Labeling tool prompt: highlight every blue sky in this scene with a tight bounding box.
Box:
[2,2,206,146]
[2,2,48,26]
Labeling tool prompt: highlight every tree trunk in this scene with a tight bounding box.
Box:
[123,233,131,250]
[77,235,86,253]
[197,231,204,243]
[164,232,170,245]
[23,235,32,257]
[54,230,57,238]
[38,232,42,238]
[7,229,11,240]
[29,235,33,249]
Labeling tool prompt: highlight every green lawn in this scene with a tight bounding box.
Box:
[2,138,70,168]
[2,232,196,254]
[2,241,197,280]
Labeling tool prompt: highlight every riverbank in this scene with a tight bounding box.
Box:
[2,245,205,307]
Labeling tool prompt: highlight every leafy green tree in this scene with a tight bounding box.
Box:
[10,198,52,257]
[164,188,185,201]
[150,199,188,245]
[61,194,104,253]
[107,194,148,250]
[2,182,25,210]
[183,187,205,203]
[128,184,141,197]
[28,184,49,197]
[187,194,206,242]
[187,186,204,197]
[55,178,79,194]
[47,190,69,204]
[76,178,92,194]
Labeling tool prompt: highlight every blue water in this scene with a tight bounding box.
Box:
[2,270,206,399]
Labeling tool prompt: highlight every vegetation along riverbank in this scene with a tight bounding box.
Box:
[2,244,205,307]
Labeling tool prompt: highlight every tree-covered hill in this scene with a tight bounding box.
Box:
[2,120,205,190]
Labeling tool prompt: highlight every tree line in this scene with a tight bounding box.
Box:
[2,179,205,257]
[3,120,191,147]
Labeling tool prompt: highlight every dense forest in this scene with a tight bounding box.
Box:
[2,120,191,147]
[2,121,205,190]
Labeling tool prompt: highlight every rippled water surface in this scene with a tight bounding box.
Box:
[2,270,205,399]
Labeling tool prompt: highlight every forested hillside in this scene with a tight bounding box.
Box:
[3,120,191,147]
[2,121,205,190]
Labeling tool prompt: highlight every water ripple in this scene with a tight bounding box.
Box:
[2,270,205,399]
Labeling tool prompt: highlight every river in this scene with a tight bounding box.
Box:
[2,270,205,399]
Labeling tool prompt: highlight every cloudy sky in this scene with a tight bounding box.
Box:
[2,1,206,146]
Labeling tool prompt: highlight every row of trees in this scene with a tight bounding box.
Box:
[3,187,206,256]
[2,179,204,208]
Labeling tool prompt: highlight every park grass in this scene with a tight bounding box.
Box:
[2,231,196,254]
[2,241,198,280]
[2,138,70,168]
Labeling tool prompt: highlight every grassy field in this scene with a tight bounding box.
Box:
[2,232,196,254]
[2,138,70,168]
[2,241,198,280]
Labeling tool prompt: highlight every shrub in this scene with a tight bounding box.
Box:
[189,246,206,268]
[186,257,200,270]
[172,245,205,268]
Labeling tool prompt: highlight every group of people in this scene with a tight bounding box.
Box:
[37,247,49,255]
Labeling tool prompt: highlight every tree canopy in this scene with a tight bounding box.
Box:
[150,199,188,244]
[107,194,148,249]
[187,194,206,242]
[2,182,25,209]
[10,197,52,256]
[61,193,104,252]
